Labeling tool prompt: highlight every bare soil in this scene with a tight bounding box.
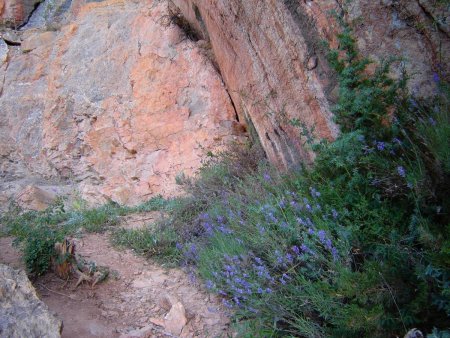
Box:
[0,216,230,338]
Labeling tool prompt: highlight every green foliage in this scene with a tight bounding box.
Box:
[111,226,180,265]
[138,20,450,338]
[1,17,447,338]
[0,196,168,275]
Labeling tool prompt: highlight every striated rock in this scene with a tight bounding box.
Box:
[174,0,449,168]
[173,0,339,168]
[16,184,57,210]
[0,264,63,338]
[0,0,245,207]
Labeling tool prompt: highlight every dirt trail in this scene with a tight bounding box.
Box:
[0,216,230,338]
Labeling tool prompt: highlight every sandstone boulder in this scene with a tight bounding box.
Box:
[16,184,57,211]
[0,264,63,338]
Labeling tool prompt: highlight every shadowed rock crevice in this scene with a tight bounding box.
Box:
[17,0,43,29]
[2,38,21,45]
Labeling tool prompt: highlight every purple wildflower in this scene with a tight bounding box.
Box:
[318,230,326,242]
[296,217,305,225]
[274,250,284,265]
[433,72,440,83]
[222,299,233,308]
[331,209,338,220]
[376,141,385,151]
[397,166,406,178]
[331,247,339,261]
[371,179,381,187]
[309,187,321,198]
[290,200,301,210]
[257,224,266,234]
[409,98,419,108]
[301,244,312,254]
[292,245,300,255]
[263,172,271,181]
[285,253,293,263]
[218,225,233,234]
[203,222,214,235]
[206,280,215,289]
[428,117,437,126]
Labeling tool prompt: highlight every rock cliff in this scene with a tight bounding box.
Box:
[0,0,448,207]
[174,0,449,167]
[1,0,245,207]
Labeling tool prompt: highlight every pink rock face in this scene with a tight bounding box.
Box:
[173,0,339,168]
[174,0,449,168]
[0,0,245,206]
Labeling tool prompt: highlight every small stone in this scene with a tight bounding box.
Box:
[149,317,165,327]
[306,55,318,70]
[164,302,188,336]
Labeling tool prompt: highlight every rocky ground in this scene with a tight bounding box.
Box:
[0,214,230,338]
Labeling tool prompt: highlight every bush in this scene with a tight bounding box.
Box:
[148,21,450,337]
[1,198,166,275]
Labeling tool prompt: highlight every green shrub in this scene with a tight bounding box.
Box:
[0,195,172,275]
[111,226,180,264]
[150,20,450,337]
